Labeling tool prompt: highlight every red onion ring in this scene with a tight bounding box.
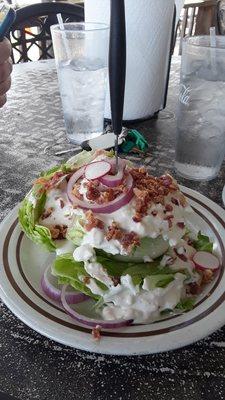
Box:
[66,166,85,200]
[99,159,126,187]
[67,169,134,214]
[61,285,133,329]
[41,265,88,304]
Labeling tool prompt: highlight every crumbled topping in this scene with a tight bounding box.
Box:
[35,171,70,192]
[188,282,202,295]
[49,224,67,239]
[59,199,65,209]
[201,269,214,283]
[72,183,84,200]
[85,210,104,232]
[83,276,91,284]
[41,207,54,219]
[174,248,188,262]
[92,325,101,341]
[130,168,179,222]
[112,276,120,286]
[106,222,140,253]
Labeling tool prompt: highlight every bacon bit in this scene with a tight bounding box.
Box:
[188,283,202,295]
[171,197,179,206]
[164,215,174,220]
[35,171,68,192]
[165,204,173,212]
[132,213,142,223]
[160,175,173,187]
[202,269,214,284]
[164,214,174,228]
[166,256,176,266]
[83,276,91,284]
[177,222,185,229]
[71,183,83,200]
[139,166,147,174]
[180,194,187,207]
[174,248,188,262]
[151,210,158,217]
[155,195,165,205]
[106,222,123,241]
[120,231,140,253]
[86,182,100,201]
[49,224,67,239]
[133,187,148,199]
[169,183,179,191]
[85,210,104,232]
[41,207,54,219]
[92,325,101,341]
[130,168,179,222]
[112,276,120,286]
[59,199,65,209]
[99,188,117,203]
[106,222,140,253]
[34,177,47,186]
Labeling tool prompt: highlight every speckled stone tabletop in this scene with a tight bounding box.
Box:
[1,57,225,400]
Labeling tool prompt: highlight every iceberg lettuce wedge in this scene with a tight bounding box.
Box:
[18,191,56,252]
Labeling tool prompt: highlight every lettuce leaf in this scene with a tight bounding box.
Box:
[161,298,195,316]
[66,149,114,169]
[52,250,188,302]
[144,275,175,289]
[52,253,105,300]
[18,193,56,252]
[193,231,213,253]
[121,263,179,287]
[66,215,86,246]
[113,236,169,262]
[40,163,71,178]
[122,263,175,277]
[175,297,195,311]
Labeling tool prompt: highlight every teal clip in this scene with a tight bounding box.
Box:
[120,129,149,153]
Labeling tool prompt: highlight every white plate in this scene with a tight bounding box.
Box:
[0,186,225,355]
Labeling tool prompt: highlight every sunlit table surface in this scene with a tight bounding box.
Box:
[0,57,225,400]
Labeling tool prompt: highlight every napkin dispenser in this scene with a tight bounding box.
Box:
[85,0,178,122]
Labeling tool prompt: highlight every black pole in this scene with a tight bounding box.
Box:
[109,0,126,137]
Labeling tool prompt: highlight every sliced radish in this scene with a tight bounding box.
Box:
[193,251,220,271]
[85,161,111,181]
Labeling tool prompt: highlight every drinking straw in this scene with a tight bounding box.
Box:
[210,27,217,75]
[57,13,70,59]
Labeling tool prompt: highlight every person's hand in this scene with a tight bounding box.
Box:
[0,38,12,107]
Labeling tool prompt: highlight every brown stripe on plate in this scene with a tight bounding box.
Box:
[2,194,225,338]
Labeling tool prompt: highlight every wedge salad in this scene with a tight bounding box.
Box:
[19,150,220,329]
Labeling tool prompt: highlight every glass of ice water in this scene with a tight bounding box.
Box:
[51,23,109,145]
[175,36,225,181]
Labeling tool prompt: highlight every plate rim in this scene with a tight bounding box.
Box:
[1,186,225,355]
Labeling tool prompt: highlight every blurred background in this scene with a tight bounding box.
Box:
[9,0,83,5]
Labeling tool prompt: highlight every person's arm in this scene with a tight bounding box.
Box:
[0,38,12,107]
